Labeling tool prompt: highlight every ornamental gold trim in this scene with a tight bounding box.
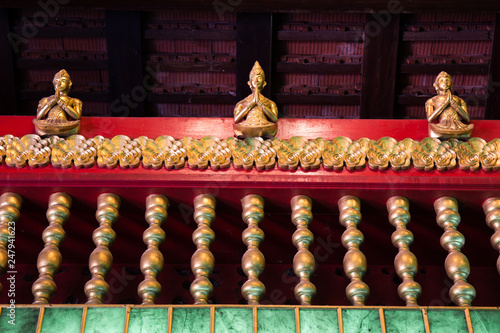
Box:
[3,134,500,172]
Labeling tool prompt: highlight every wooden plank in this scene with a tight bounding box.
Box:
[146,61,235,73]
[0,9,17,115]
[360,14,400,119]
[236,13,273,101]
[277,30,362,41]
[403,30,491,41]
[4,1,500,13]
[275,94,360,105]
[144,29,236,40]
[106,10,144,116]
[400,63,489,74]
[16,58,108,70]
[276,63,361,74]
[148,93,237,104]
[11,26,105,38]
[486,14,500,119]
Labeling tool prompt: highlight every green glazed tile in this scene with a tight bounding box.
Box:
[385,310,425,333]
[342,309,382,333]
[300,308,339,333]
[84,307,126,333]
[214,307,253,333]
[41,307,83,333]
[257,308,295,333]
[172,307,210,333]
[470,310,500,333]
[0,307,40,333]
[427,309,467,333]
[128,308,169,333]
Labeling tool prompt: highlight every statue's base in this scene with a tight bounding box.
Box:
[428,123,474,140]
[33,118,80,137]
[233,122,277,138]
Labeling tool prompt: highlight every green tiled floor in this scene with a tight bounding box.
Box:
[1,306,499,332]
[342,309,382,333]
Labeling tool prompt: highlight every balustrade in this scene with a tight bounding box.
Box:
[0,190,498,332]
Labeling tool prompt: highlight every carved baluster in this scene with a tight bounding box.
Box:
[0,193,22,295]
[434,197,476,306]
[290,195,316,305]
[190,194,216,304]
[32,193,71,304]
[482,198,500,274]
[386,196,421,306]
[85,193,120,304]
[138,194,169,304]
[338,195,369,305]
[241,194,266,305]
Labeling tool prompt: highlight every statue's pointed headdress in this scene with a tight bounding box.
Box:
[433,71,452,92]
[53,69,72,88]
[249,61,265,80]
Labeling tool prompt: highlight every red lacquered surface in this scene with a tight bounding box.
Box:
[1,116,499,306]
[2,116,500,140]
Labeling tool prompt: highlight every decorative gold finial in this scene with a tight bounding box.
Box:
[241,194,266,304]
[290,195,316,305]
[482,197,500,275]
[425,72,473,140]
[434,197,476,306]
[84,193,120,304]
[33,69,82,137]
[338,195,369,306]
[233,61,278,138]
[386,196,421,306]
[0,193,22,296]
[190,194,216,304]
[138,194,169,304]
[32,192,71,304]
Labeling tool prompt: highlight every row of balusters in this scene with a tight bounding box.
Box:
[0,192,499,306]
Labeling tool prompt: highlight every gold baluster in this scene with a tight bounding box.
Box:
[85,193,120,304]
[138,194,169,304]
[386,196,421,306]
[434,197,476,306]
[338,195,369,305]
[290,195,316,305]
[241,194,266,305]
[32,192,71,304]
[190,194,216,304]
[482,197,500,274]
[0,193,22,295]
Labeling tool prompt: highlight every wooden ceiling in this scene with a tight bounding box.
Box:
[1,1,500,119]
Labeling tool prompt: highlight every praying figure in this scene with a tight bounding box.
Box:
[234,61,278,138]
[425,71,473,140]
[33,69,82,137]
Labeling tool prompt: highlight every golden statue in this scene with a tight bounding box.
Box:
[234,61,278,138]
[425,71,473,140]
[33,69,82,136]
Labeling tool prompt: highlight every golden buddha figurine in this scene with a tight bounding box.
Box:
[234,61,278,138]
[425,71,473,140]
[33,69,82,137]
